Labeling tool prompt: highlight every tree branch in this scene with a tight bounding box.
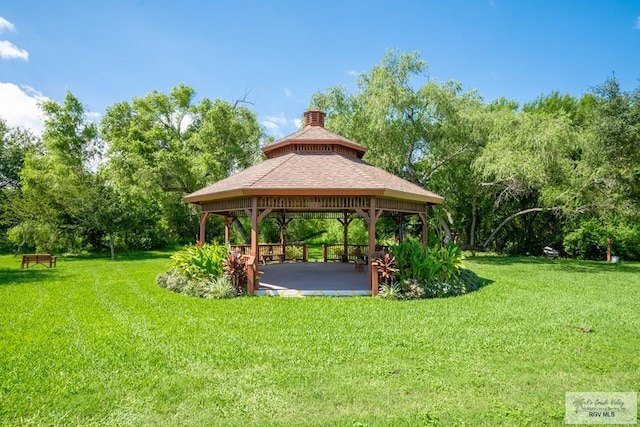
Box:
[425,142,471,180]
[481,206,562,249]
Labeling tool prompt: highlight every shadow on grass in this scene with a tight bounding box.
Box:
[467,255,639,274]
[61,250,172,263]
[0,267,67,286]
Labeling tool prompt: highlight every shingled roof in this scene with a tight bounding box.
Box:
[184,110,444,205]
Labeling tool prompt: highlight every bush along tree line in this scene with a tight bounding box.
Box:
[156,242,248,299]
[376,240,482,300]
[1,50,638,260]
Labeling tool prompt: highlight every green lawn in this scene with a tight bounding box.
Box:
[1,253,638,426]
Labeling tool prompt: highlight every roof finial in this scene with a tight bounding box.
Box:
[304,110,325,127]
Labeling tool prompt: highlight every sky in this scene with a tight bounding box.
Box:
[1,1,639,138]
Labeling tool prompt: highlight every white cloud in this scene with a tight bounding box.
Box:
[85,111,102,121]
[262,121,280,132]
[0,40,29,60]
[0,82,47,133]
[264,114,288,125]
[0,16,16,33]
[347,70,360,78]
[636,16,640,30]
[284,88,292,97]
[262,113,303,138]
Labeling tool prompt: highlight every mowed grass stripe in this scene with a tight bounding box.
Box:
[0,254,639,426]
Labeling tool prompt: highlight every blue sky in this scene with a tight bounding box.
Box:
[1,1,639,137]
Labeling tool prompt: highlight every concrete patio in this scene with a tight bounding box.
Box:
[256,262,371,296]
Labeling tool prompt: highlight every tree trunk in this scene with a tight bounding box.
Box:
[438,217,452,244]
[481,208,545,250]
[232,218,250,244]
[470,195,477,247]
[109,232,116,260]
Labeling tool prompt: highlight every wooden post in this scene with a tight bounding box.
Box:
[198,212,210,245]
[322,244,327,262]
[303,243,308,262]
[278,213,291,263]
[342,211,349,262]
[397,213,405,243]
[419,205,429,245]
[224,216,233,245]
[607,238,612,262]
[248,197,259,294]
[368,198,377,267]
[371,260,379,296]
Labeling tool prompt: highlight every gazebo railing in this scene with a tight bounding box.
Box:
[322,244,388,262]
[231,243,308,264]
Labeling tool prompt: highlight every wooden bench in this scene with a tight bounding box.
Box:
[21,254,58,269]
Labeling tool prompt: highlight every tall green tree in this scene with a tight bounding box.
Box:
[310,50,488,243]
[0,119,39,250]
[12,92,105,253]
[101,84,262,245]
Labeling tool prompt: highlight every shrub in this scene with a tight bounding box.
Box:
[156,271,190,293]
[169,242,227,279]
[374,253,398,285]
[223,249,247,296]
[563,219,640,261]
[207,277,235,299]
[159,245,247,299]
[285,245,304,261]
[378,282,403,300]
[563,220,607,260]
[390,240,462,284]
[380,241,478,299]
[423,281,467,298]
[456,268,481,292]
[401,279,426,299]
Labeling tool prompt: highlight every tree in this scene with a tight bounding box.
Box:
[11,92,105,253]
[0,118,39,250]
[102,84,262,245]
[310,50,487,243]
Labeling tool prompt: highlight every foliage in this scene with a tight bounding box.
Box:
[156,271,234,299]
[401,279,426,299]
[206,277,235,299]
[311,50,640,260]
[3,52,640,261]
[377,282,403,300]
[0,119,38,190]
[156,271,190,293]
[391,240,462,285]
[422,281,467,298]
[563,218,640,261]
[456,268,482,292]
[102,84,262,246]
[223,248,247,296]
[374,252,398,285]
[169,242,227,279]
[285,245,304,261]
[382,240,469,299]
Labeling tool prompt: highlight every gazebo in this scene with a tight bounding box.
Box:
[184,110,444,295]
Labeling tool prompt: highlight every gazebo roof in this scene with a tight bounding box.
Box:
[184,110,444,205]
